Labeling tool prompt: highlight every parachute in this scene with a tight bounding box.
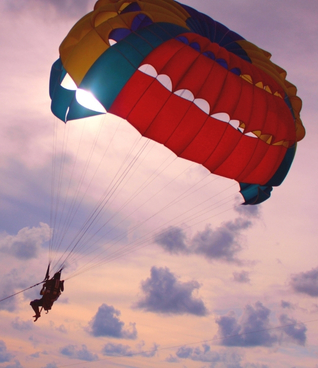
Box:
[49,0,305,205]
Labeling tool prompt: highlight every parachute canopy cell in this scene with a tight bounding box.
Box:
[49,0,305,205]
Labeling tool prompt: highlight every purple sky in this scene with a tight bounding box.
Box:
[0,1,318,367]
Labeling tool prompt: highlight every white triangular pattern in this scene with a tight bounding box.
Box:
[174,89,194,101]
[157,74,172,91]
[245,131,257,138]
[138,64,158,78]
[194,98,210,114]
[229,119,240,129]
[211,112,230,123]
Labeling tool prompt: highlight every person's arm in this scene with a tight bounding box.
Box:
[40,283,47,295]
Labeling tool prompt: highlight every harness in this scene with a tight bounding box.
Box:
[41,278,62,311]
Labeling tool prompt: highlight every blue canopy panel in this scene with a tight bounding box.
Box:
[49,59,103,122]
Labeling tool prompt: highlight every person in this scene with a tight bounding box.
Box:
[30,271,64,322]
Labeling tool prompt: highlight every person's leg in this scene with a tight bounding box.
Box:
[30,299,42,321]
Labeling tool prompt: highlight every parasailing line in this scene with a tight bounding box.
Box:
[48,110,238,278]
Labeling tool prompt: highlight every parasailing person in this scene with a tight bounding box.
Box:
[30,270,64,322]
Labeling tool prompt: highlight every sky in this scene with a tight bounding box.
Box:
[0,0,318,367]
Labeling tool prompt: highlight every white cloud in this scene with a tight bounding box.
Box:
[3,0,94,20]
[134,266,208,315]
[60,344,98,361]
[0,223,51,260]
[0,340,13,363]
[102,343,133,357]
[233,271,250,283]
[0,269,32,312]
[88,304,137,339]
[102,342,158,358]
[11,317,33,331]
[290,267,318,297]
[215,302,278,347]
[215,302,308,348]
[155,216,253,263]
[279,314,307,346]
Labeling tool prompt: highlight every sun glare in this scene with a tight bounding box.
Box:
[61,73,106,114]
[76,89,106,113]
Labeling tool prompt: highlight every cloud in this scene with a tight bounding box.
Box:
[102,343,133,357]
[11,317,33,331]
[279,314,307,346]
[215,302,308,348]
[0,341,13,363]
[169,344,271,367]
[280,300,295,310]
[215,302,278,347]
[154,215,254,263]
[3,0,93,19]
[30,352,40,358]
[233,271,250,283]
[0,269,31,312]
[136,341,158,358]
[134,266,208,316]
[49,321,68,334]
[56,325,67,334]
[154,226,189,255]
[0,223,51,260]
[88,304,137,339]
[234,203,260,218]
[311,304,318,314]
[60,344,98,361]
[102,342,158,358]
[290,267,318,297]
[175,344,243,366]
[165,354,179,363]
[41,363,57,368]
[42,0,92,16]
[3,361,23,368]
[191,220,248,262]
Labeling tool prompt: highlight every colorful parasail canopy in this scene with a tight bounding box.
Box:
[49,0,305,204]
